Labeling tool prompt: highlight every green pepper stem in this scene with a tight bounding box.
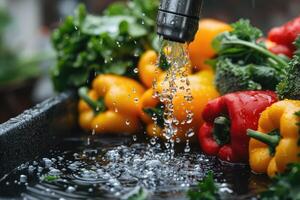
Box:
[78,87,105,113]
[213,116,231,145]
[247,129,280,148]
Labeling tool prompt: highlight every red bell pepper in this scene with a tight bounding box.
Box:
[268,44,293,58]
[268,16,300,57]
[198,91,277,163]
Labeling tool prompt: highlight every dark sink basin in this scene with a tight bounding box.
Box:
[0,91,269,199]
[0,91,78,178]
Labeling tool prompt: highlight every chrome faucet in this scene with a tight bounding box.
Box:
[157,0,203,43]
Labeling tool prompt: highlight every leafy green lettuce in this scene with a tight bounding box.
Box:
[51,0,159,91]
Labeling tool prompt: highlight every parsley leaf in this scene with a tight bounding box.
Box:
[187,171,220,200]
[42,175,59,182]
[260,163,300,200]
[127,187,148,200]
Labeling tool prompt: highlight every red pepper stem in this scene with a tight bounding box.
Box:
[247,129,280,148]
[213,116,231,145]
[78,87,105,114]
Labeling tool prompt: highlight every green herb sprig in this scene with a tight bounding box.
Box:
[51,0,159,91]
[260,163,300,200]
[187,171,220,200]
[212,19,289,95]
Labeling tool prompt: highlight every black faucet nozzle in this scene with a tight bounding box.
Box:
[157,0,202,43]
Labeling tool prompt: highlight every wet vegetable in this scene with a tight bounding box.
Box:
[138,50,162,88]
[78,74,145,134]
[276,54,300,100]
[248,101,300,177]
[198,91,277,163]
[42,175,59,182]
[127,188,148,200]
[268,16,300,57]
[212,19,288,95]
[188,19,232,71]
[140,70,220,141]
[260,163,300,200]
[51,0,159,91]
[187,171,219,200]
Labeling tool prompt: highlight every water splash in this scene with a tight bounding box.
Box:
[153,40,194,150]
[0,137,266,199]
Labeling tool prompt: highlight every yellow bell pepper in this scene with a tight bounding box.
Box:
[139,70,220,141]
[247,100,300,177]
[188,19,232,71]
[78,74,145,134]
[138,50,193,89]
[138,50,162,88]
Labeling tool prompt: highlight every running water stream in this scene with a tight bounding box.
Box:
[152,40,194,154]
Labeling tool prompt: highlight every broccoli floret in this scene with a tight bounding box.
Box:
[215,59,259,94]
[276,56,300,100]
[215,59,281,95]
[293,36,300,57]
[250,65,283,91]
[212,19,288,95]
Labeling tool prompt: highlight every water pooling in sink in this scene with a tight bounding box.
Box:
[0,136,268,199]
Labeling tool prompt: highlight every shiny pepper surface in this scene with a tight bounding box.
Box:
[268,16,300,57]
[78,74,145,134]
[138,49,192,89]
[248,100,300,177]
[198,91,277,163]
[138,50,162,88]
[188,19,232,71]
[139,70,220,141]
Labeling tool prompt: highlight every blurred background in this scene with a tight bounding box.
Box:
[0,0,299,123]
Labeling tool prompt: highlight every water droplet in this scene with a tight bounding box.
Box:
[19,175,27,183]
[133,68,139,74]
[132,135,137,141]
[186,129,195,138]
[43,158,53,168]
[184,140,191,153]
[134,98,139,104]
[66,186,76,193]
[164,142,170,149]
[150,138,156,145]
